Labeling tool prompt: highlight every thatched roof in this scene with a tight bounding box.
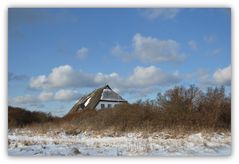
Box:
[68,85,127,114]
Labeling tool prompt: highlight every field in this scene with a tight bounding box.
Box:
[8,86,231,156]
[8,129,231,156]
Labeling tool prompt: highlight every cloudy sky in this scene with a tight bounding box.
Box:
[8,8,231,116]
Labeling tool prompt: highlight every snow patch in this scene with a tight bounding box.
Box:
[8,130,231,156]
[84,97,91,106]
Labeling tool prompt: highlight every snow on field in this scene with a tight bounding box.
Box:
[8,130,231,156]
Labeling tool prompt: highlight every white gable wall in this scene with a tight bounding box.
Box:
[95,101,124,110]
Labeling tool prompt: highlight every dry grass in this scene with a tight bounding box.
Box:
[8,85,231,135]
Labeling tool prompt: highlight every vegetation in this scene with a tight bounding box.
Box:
[8,106,57,128]
[8,85,231,133]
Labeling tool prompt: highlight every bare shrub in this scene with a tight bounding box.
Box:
[9,85,231,133]
[8,106,58,128]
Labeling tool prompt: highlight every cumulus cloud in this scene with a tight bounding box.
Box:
[76,47,88,59]
[94,72,120,85]
[9,95,38,105]
[92,66,181,94]
[128,66,180,87]
[29,65,96,89]
[192,69,213,86]
[91,66,182,96]
[192,65,231,87]
[188,40,197,50]
[213,65,231,86]
[13,64,232,108]
[112,33,185,64]
[13,64,182,107]
[38,91,54,101]
[143,8,181,20]
[9,89,80,106]
[54,89,79,101]
[27,63,232,102]
[29,64,182,94]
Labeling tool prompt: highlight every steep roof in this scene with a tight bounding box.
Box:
[68,85,127,114]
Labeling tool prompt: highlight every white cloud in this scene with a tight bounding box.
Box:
[54,89,79,101]
[188,40,197,50]
[191,66,231,87]
[94,72,120,84]
[28,63,232,100]
[113,33,185,64]
[9,89,80,106]
[29,75,48,89]
[193,69,213,86]
[90,66,182,97]
[29,64,182,95]
[93,66,181,90]
[38,91,54,101]
[30,65,96,89]
[12,64,232,108]
[213,65,231,86]
[47,65,75,87]
[9,95,38,105]
[143,9,181,20]
[76,47,88,59]
[128,66,180,87]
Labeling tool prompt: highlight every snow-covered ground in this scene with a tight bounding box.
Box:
[8,129,231,156]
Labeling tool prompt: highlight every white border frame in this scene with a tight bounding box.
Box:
[1,0,237,163]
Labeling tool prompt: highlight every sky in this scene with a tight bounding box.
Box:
[8,8,231,116]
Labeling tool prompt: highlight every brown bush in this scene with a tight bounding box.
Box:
[9,85,231,133]
[59,85,230,133]
[8,106,58,128]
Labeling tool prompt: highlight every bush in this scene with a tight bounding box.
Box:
[8,106,57,128]
[9,85,231,133]
[61,85,231,132]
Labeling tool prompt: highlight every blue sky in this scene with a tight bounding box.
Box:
[8,8,231,116]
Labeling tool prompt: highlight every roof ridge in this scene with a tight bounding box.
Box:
[67,84,127,114]
[103,84,111,90]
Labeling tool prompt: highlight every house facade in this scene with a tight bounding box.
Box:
[68,85,127,114]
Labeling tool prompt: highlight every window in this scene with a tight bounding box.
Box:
[108,104,112,108]
[101,104,105,109]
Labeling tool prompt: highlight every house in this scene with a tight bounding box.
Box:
[68,85,127,113]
